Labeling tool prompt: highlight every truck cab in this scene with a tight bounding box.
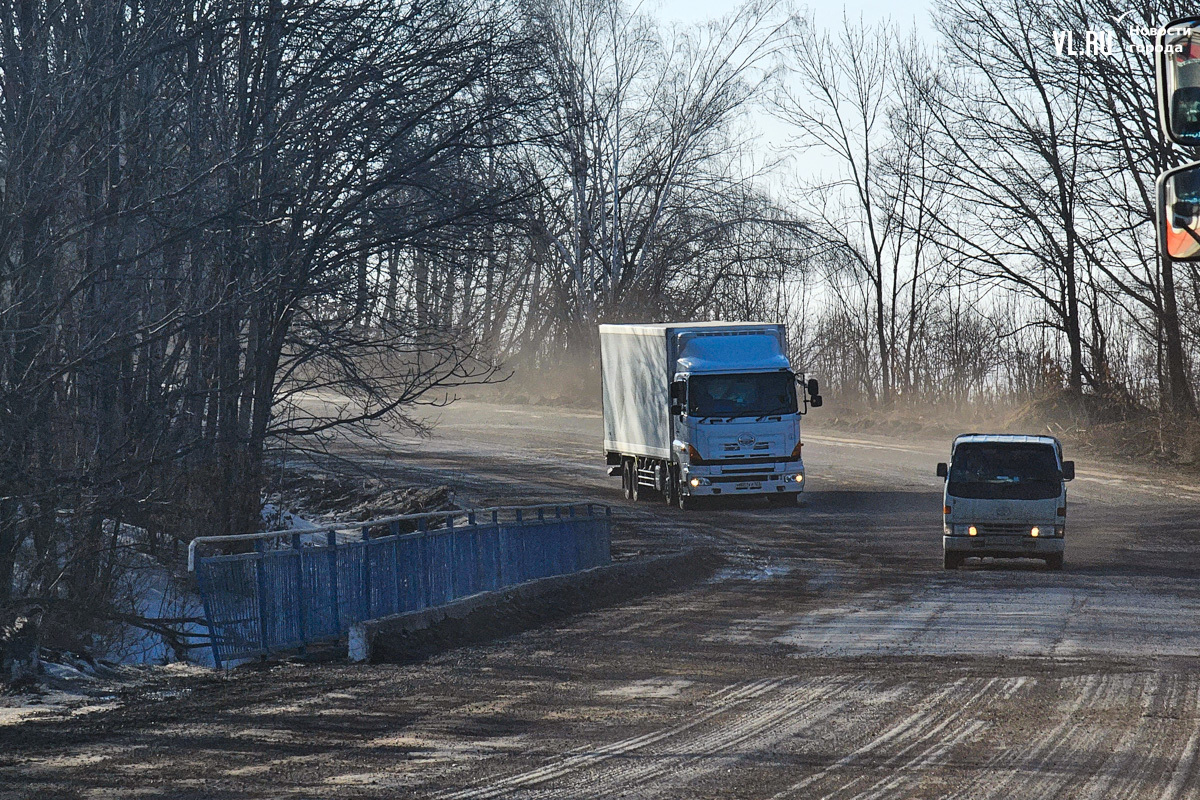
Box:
[937,434,1074,570]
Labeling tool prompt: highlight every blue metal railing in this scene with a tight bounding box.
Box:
[191,504,612,667]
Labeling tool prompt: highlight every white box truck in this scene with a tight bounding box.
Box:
[937,434,1075,570]
[600,322,821,509]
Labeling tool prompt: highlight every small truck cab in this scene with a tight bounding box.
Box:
[937,434,1075,570]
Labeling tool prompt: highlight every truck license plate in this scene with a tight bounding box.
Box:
[736,482,762,490]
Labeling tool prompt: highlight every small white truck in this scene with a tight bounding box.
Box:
[600,322,821,509]
[937,434,1075,570]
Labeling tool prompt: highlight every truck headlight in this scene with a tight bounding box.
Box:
[794,473,804,483]
[689,477,710,487]
[1030,526,1039,537]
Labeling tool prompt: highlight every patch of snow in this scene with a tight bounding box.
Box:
[105,545,213,667]
[710,562,793,583]
[599,679,693,699]
[261,502,320,532]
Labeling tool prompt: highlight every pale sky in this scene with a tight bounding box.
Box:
[650,0,933,36]
[646,0,937,186]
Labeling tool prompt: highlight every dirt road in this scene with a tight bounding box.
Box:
[4,402,1200,799]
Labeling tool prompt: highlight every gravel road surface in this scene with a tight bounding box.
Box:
[3,401,1199,799]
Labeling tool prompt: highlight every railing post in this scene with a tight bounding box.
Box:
[419,517,431,609]
[292,533,306,652]
[195,562,223,669]
[496,511,506,588]
[361,526,372,621]
[254,539,270,656]
[446,514,456,599]
[390,521,401,615]
[327,530,341,635]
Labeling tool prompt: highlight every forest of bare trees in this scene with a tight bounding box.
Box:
[3,0,1200,648]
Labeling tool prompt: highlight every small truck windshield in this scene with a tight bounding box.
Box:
[687,372,797,418]
[948,443,1062,500]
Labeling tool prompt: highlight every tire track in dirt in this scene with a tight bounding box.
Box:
[549,678,857,798]
[438,676,858,800]
[933,671,1200,800]
[1158,679,1200,800]
[1094,673,1200,800]
[936,672,1107,800]
[769,676,1011,799]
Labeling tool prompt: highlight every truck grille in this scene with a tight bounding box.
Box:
[980,523,1036,535]
[710,474,771,483]
[705,455,790,465]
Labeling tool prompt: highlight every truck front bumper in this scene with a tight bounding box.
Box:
[943,535,1064,558]
[682,468,805,497]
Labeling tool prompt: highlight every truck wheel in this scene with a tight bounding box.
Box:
[767,493,797,507]
[622,458,634,501]
[943,551,964,570]
[630,459,643,502]
[664,468,679,507]
[1045,553,1064,571]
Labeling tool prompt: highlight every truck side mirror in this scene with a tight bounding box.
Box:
[1061,461,1075,481]
[1159,162,1200,261]
[810,395,822,408]
[670,381,685,402]
[936,462,948,478]
[670,403,682,416]
[807,378,819,396]
[1157,17,1200,146]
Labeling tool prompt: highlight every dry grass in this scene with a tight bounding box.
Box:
[818,390,1200,469]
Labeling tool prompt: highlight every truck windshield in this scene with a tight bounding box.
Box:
[948,443,1062,500]
[687,372,797,418]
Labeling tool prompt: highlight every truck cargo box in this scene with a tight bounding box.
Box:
[599,322,787,460]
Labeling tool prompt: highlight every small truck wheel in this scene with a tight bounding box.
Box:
[944,551,964,570]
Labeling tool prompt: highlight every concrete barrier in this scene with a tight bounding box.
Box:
[349,548,716,663]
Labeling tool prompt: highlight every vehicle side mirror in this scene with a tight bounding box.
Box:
[807,378,819,396]
[1157,17,1200,146]
[1159,163,1200,261]
[1061,461,1075,481]
[810,395,822,408]
[936,462,948,478]
[670,381,685,402]
[670,403,682,416]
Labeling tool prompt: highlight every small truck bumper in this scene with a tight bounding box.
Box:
[943,534,1064,558]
